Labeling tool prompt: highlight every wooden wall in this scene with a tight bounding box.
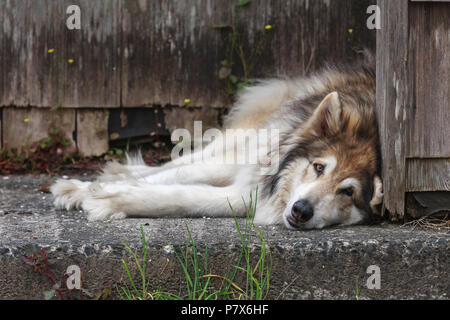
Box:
[0,0,376,153]
[377,0,450,220]
[0,0,121,108]
[0,0,376,109]
[407,1,450,159]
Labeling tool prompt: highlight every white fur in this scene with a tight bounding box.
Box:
[51,179,91,210]
[339,178,361,190]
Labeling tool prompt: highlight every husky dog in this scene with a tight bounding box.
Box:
[51,54,383,230]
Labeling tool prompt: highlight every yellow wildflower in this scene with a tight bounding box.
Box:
[68,59,74,64]
[184,98,191,104]
[348,28,353,34]
[48,49,55,53]
[24,118,30,123]
[265,25,272,30]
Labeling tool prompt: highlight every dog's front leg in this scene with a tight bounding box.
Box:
[81,182,251,221]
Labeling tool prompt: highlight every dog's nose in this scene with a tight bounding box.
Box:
[291,200,314,222]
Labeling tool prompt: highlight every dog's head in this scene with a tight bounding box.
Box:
[277,92,383,230]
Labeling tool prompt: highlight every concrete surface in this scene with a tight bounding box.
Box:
[0,175,448,300]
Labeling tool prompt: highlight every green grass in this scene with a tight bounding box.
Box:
[119,225,180,300]
[119,189,272,300]
[227,188,272,300]
[355,275,360,300]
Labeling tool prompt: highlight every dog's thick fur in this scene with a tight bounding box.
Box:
[52,54,383,230]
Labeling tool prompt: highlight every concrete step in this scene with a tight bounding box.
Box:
[0,175,448,300]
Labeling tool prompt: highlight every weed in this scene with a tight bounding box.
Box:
[23,245,95,300]
[119,189,272,300]
[119,225,179,300]
[172,224,217,299]
[105,147,126,162]
[355,275,360,300]
[0,128,81,174]
[214,0,273,99]
[226,188,272,300]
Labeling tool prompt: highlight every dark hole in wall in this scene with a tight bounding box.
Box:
[108,107,170,144]
[406,192,450,219]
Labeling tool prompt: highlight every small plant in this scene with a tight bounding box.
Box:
[0,128,79,174]
[120,225,179,300]
[105,147,126,162]
[120,225,153,300]
[119,188,272,300]
[228,189,272,300]
[23,246,65,300]
[214,0,273,99]
[172,224,223,300]
[355,275,360,300]
[23,245,92,300]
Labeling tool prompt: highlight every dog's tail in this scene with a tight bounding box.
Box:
[125,149,146,166]
[223,79,296,129]
[97,150,146,182]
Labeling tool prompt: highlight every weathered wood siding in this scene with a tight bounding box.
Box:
[0,0,376,109]
[0,0,121,108]
[376,0,410,220]
[407,1,450,158]
[377,0,450,220]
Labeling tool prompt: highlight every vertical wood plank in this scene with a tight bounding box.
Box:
[120,0,228,108]
[62,0,122,108]
[376,0,411,220]
[407,2,450,157]
[76,109,109,156]
[0,0,65,107]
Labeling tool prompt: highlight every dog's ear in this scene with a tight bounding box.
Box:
[370,175,383,215]
[307,91,342,137]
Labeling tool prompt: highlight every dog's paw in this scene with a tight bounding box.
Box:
[82,196,127,221]
[80,182,127,221]
[51,179,90,210]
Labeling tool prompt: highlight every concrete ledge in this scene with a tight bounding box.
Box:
[0,175,448,300]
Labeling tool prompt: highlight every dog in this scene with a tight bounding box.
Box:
[51,53,383,230]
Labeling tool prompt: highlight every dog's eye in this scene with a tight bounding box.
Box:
[313,163,325,175]
[340,187,354,197]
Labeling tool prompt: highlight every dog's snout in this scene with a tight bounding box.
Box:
[291,200,314,222]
